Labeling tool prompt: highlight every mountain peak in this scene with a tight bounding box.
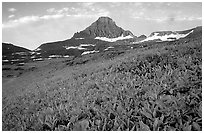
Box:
[96,16,115,24]
[72,16,134,39]
[97,16,113,21]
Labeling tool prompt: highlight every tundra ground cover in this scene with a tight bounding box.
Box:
[2,38,202,131]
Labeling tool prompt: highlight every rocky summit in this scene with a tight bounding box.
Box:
[72,17,134,39]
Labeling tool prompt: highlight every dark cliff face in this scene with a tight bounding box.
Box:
[72,17,134,39]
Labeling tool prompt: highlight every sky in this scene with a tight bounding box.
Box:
[2,2,202,50]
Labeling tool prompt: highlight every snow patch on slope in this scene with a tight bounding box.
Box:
[140,30,194,43]
[11,59,20,61]
[104,46,114,51]
[31,56,36,59]
[95,34,133,42]
[34,48,41,51]
[12,52,27,55]
[30,52,35,55]
[81,50,99,55]
[80,44,95,47]
[49,55,62,58]
[64,43,95,50]
[75,38,84,40]
[63,55,70,58]
[64,46,87,50]
[33,58,43,61]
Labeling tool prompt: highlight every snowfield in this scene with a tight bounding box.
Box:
[34,48,41,51]
[31,56,36,59]
[63,55,70,58]
[81,50,99,55]
[64,46,87,50]
[64,43,95,50]
[12,52,27,55]
[80,44,95,47]
[75,38,84,40]
[33,58,43,61]
[49,55,62,58]
[48,55,69,58]
[104,46,114,51]
[140,30,194,42]
[11,59,20,61]
[29,52,35,55]
[95,34,133,42]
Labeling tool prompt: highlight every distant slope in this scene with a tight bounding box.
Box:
[2,43,30,55]
[2,25,201,64]
[182,26,202,40]
[2,43,31,65]
[134,26,201,43]
[36,24,201,60]
[33,17,138,59]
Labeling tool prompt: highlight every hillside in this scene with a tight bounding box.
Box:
[2,24,202,131]
[2,43,31,65]
[34,17,136,58]
[2,43,30,55]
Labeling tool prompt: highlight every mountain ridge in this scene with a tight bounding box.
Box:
[2,43,31,55]
[72,16,134,39]
[2,16,202,64]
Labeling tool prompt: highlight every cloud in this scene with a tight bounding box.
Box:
[8,8,17,12]
[57,8,69,14]
[82,2,94,7]
[40,14,64,20]
[8,15,15,19]
[133,14,202,23]
[144,17,167,22]
[47,7,69,14]
[46,8,56,13]
[46,4,110,18]
[133,16,167,23]
[14,16,39,23]
[77,3,110,17]
[133,3,143,7]
[3,14,64,28]
[176,16,202,21]
[129,2,201,23]
[3,3,111,29]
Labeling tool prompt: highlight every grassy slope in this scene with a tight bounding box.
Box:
[2,36,202,131]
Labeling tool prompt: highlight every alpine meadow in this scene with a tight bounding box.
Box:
[2,2,202,131]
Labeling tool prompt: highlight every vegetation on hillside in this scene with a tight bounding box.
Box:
[2,37,202,131]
